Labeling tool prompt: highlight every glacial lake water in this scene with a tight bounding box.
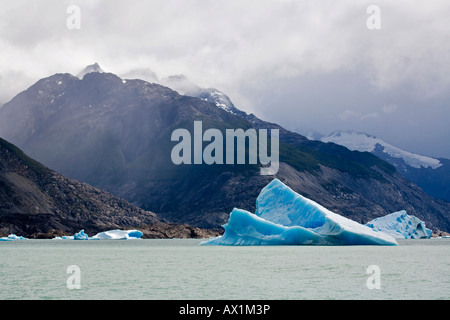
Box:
[0,238,448,300]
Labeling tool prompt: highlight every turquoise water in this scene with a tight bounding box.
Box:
[0,238,448,300]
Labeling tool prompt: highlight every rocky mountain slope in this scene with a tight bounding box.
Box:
[0,66,448,233]
[0,137,218,238]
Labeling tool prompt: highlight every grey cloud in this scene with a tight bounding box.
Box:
[0,0,449,157]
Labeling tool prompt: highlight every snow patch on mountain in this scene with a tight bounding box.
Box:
[321,130,442,169]
[197,88,239,115]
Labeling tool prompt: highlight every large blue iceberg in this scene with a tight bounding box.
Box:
[365,210,432,239]
[202,179,398,246]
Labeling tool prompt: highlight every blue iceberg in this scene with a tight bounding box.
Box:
[202,179,398,246]
[203,208,326,245]
[0,234,27,241]
[74,230,89,240]
[55,229,143,240]
[365,210,432,239]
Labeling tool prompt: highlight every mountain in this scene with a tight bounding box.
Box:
[0,65,449,233]
[0,137,220,239]
[320,130,450,203]
[321,130,442,170]
[0,136,159,237]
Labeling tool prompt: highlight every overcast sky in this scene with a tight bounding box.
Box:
[1,0,449,158]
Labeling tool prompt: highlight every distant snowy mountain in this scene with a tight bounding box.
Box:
[319,130,450,202]
[321,130,442,169]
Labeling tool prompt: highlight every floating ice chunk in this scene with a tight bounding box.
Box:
[0,234,27,241]
[61,229,143,240]
[365,210,432,239]
[91,229,143,240]
[74,230,89,240]
[202,179,398,246]
[52,236,70,240]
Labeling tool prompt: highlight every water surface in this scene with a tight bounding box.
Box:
[0,238,448,300]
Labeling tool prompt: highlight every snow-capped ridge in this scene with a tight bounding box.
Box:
[197,88,240,114]
[321,130,442,169]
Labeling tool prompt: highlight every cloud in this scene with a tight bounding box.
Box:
[340,110,379,121]
[340,110,361,121]
[1,0,449,157]
[382,104,398,114]
[2,0,450,95]
[360,112,380,121]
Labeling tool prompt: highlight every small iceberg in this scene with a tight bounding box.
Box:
[53,235,75,240]
[74,230,90,240]
[55,229,143,240]
[0,234,27,241]
[202,179,398,246]
[91,229,143,240]
[365,210,432,239]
